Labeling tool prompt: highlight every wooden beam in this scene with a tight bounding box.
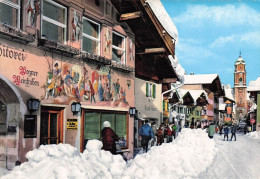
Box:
[162,78,177,83]
[136,47,166,55]
[119,11,143,21]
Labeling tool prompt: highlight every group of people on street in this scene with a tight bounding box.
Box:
[100,119,242,156]
[204,123,237,141]
[139,120,181,152]
[212,123,237,141]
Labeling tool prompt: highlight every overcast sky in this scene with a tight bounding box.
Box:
[161,0,260,86]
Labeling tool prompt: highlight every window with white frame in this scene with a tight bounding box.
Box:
[146,82,156,98]
[0,0,20,28]
[41,0,67,43]
[112,31,125,64]
[82,17,100,55]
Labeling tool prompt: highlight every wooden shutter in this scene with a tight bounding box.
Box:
[152,84,156,98]
[146,82,149,97]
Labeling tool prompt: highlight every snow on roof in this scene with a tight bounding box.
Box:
[235,56,246,65]
[179,89,208,102]
[224,88,235,102]
[184,74,219,85]
[219,102,226,111]
[146,0,178,43]
[247,77,260,92]
[169,55,185,83]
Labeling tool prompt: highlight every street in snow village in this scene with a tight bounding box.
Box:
[0,0,260,178]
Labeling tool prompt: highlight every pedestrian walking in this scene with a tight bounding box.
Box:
[219,125,223,135]
[208,123,215,139]
[151,122,157,146]
[164,123,174,143]
[156,125,164,146]
[230,124,237,141]
[139,120,154,152]
[244,124,247,135]
[172,123,177,139]
[223,125,229,141]
[101,121,119,154]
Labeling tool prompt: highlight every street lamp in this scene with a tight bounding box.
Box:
[129,107,136,117]
[71,102,81,116]
[27,98,40,114]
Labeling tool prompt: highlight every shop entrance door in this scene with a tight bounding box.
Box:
[40,109,63,145]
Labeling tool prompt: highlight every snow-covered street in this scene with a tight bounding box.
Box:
[197,132,260,179]
[1,129,260,179]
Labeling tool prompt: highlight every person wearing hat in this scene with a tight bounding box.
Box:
[101,121,119,154]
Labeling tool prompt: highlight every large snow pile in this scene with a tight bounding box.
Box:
[246,131,260,139]
[3,140,126,179]
[123,128,217,178]
[3,129,216,179]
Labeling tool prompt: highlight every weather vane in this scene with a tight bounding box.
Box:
[239,49,241,57]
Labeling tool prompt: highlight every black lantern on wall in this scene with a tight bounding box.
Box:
[71,102,81,116]
[27,98,40,114]
[129,107,136,117]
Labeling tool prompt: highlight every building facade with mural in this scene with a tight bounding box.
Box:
[0,0,135,168]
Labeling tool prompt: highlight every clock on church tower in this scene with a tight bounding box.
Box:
[234,54,247,121]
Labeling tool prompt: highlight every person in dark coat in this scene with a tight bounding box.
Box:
[230,124,237,141]
[244,124,248,135]
[223,125,229,141]
[164,123,173,143]
[219,125,223,135]
[101,121,119,155]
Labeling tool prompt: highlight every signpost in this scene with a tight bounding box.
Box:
[250,119,255,132]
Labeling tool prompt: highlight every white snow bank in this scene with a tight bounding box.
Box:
[3,129,217,179]
[3,141,126,179]
[123,129,217,178]
[246,131,260,139]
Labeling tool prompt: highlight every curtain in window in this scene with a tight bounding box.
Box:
[115,114,126,138]
[84,112,100,139]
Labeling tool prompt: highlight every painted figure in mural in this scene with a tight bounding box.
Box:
[45,71,56,99]
[104,28,111,54]
[88,80,96,103]
[98,76,104,101]
[26,0,40,27]
[64,70,73,96]
[79,76,85,98]
[55,76,65,96]
[72,10,81,41]
[53,63,61,77]
[116,79,120,99]
[129,39,134,62]
[104,79,111,101]
[93,76,99,101]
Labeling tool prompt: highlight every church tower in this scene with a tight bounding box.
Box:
[234,54,247,122]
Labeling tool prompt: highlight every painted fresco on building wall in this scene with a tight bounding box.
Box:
[104,28,112,55]
[42,61,128,107]
[129,38,134,62]
[42,61,83,103]
[26,0,40,27]
[71,10,82,41]
[83,65,128,107]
